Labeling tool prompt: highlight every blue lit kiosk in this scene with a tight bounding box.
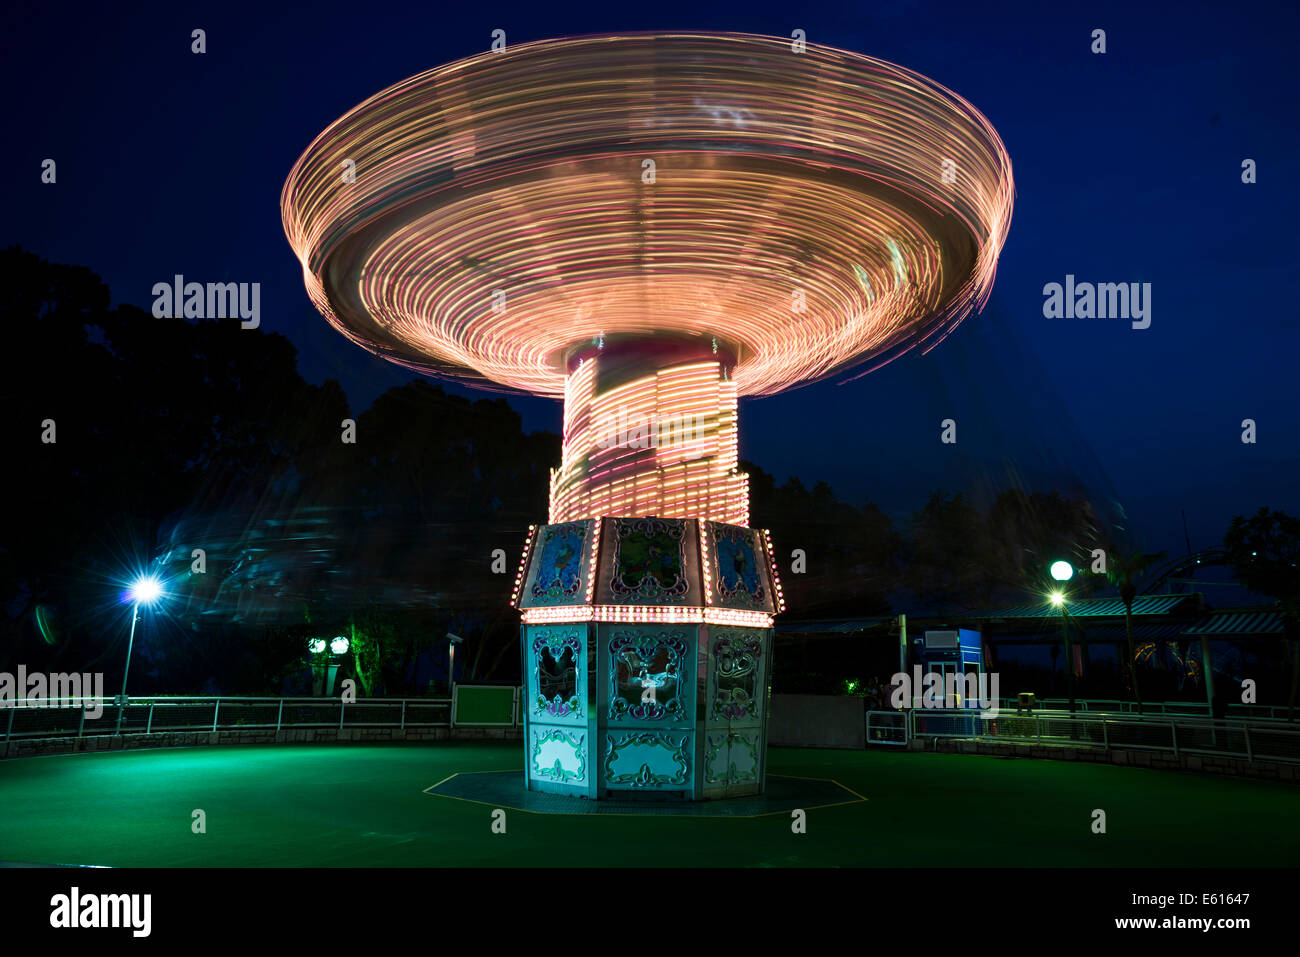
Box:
[513,518,783,800]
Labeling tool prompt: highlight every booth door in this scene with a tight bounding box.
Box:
[600,624,695,795]
[704,628,769,798]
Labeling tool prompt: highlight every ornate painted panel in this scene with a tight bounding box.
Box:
[604,731,692,789]
[599,622,695,793]
[595,517,699,606]
[527,624,586,722]
[607,628,692,723]
[709,631,765,724]
[703,729,761,788]
[530,728,587,784]
[705,522,775,613]
[518,519,597,609]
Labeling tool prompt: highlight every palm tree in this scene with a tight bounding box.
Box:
[1107,550,1165,715]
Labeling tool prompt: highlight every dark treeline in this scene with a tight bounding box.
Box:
[1,248,554,694]
[747,471,1112,618]
[4,249,1294,700]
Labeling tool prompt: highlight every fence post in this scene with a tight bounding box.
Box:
[1244,725,1253,763]
[1102,719,1109,751]
[5,703,14,742]
[1170,719,1179,758]
[400,699,406,731]
[212,698,221,733]
[276,699,284,733]
[339,701,346,731]
[77,705,85,739]
[146,702,154,735]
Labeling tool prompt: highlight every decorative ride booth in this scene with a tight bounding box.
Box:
[515,516,782,799]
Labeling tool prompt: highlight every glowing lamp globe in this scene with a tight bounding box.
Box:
[307,638,327,655]
[283,32,1013,800]
[129,576,164,605]
[1050,561,1074,582]
[330,636,350,656]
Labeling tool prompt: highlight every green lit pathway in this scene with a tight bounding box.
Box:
[0,743,1293,867]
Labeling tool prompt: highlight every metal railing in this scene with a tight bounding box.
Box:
[0,694,517,743]
[878,707,1300,765]
[992,697,1297,720]
[865,710,908,746]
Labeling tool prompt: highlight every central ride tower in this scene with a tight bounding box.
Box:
[513,332,784,799]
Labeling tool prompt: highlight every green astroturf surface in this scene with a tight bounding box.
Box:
[0,743,1295,867]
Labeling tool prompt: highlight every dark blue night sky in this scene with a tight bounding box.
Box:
[5,0,1297,557]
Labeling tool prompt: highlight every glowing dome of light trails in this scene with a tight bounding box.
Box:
[281,32,1014,399]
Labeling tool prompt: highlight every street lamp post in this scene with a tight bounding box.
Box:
[447,633,463,696]
[117,576,163,734]
[308,636,350,696]
[1049,561,1076,714]
[329,636,349,696]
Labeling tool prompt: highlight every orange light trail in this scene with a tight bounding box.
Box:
[282,32,1014,401]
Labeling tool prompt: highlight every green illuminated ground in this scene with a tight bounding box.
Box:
[0,744,1294,867]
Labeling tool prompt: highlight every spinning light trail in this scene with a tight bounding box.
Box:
[282,31,1014,401]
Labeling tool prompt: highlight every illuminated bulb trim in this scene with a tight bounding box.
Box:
[510,524,538,608]
[521,605,773,628]
[761,528,786,613]
[699,521,714,606]
[584,516,602,604]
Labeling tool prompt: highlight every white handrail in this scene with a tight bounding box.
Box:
[0,692,519,744]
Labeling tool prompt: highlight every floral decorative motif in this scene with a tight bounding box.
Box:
[533,630,583,718]
[704,731,760,785]
[530,523,588,603]
[609,631,689,722]
[711,524,766,608]
[712,634,762,721]
[532,729,587,782]
[609,518,689,601]
[604,732,691,787]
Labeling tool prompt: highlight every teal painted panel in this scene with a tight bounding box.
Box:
[603,731,692,789]
[704,728,761,787]
[527,624,586,724]
[529,726,587,785]
[709,629,766,726]
[607,627,693,724]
